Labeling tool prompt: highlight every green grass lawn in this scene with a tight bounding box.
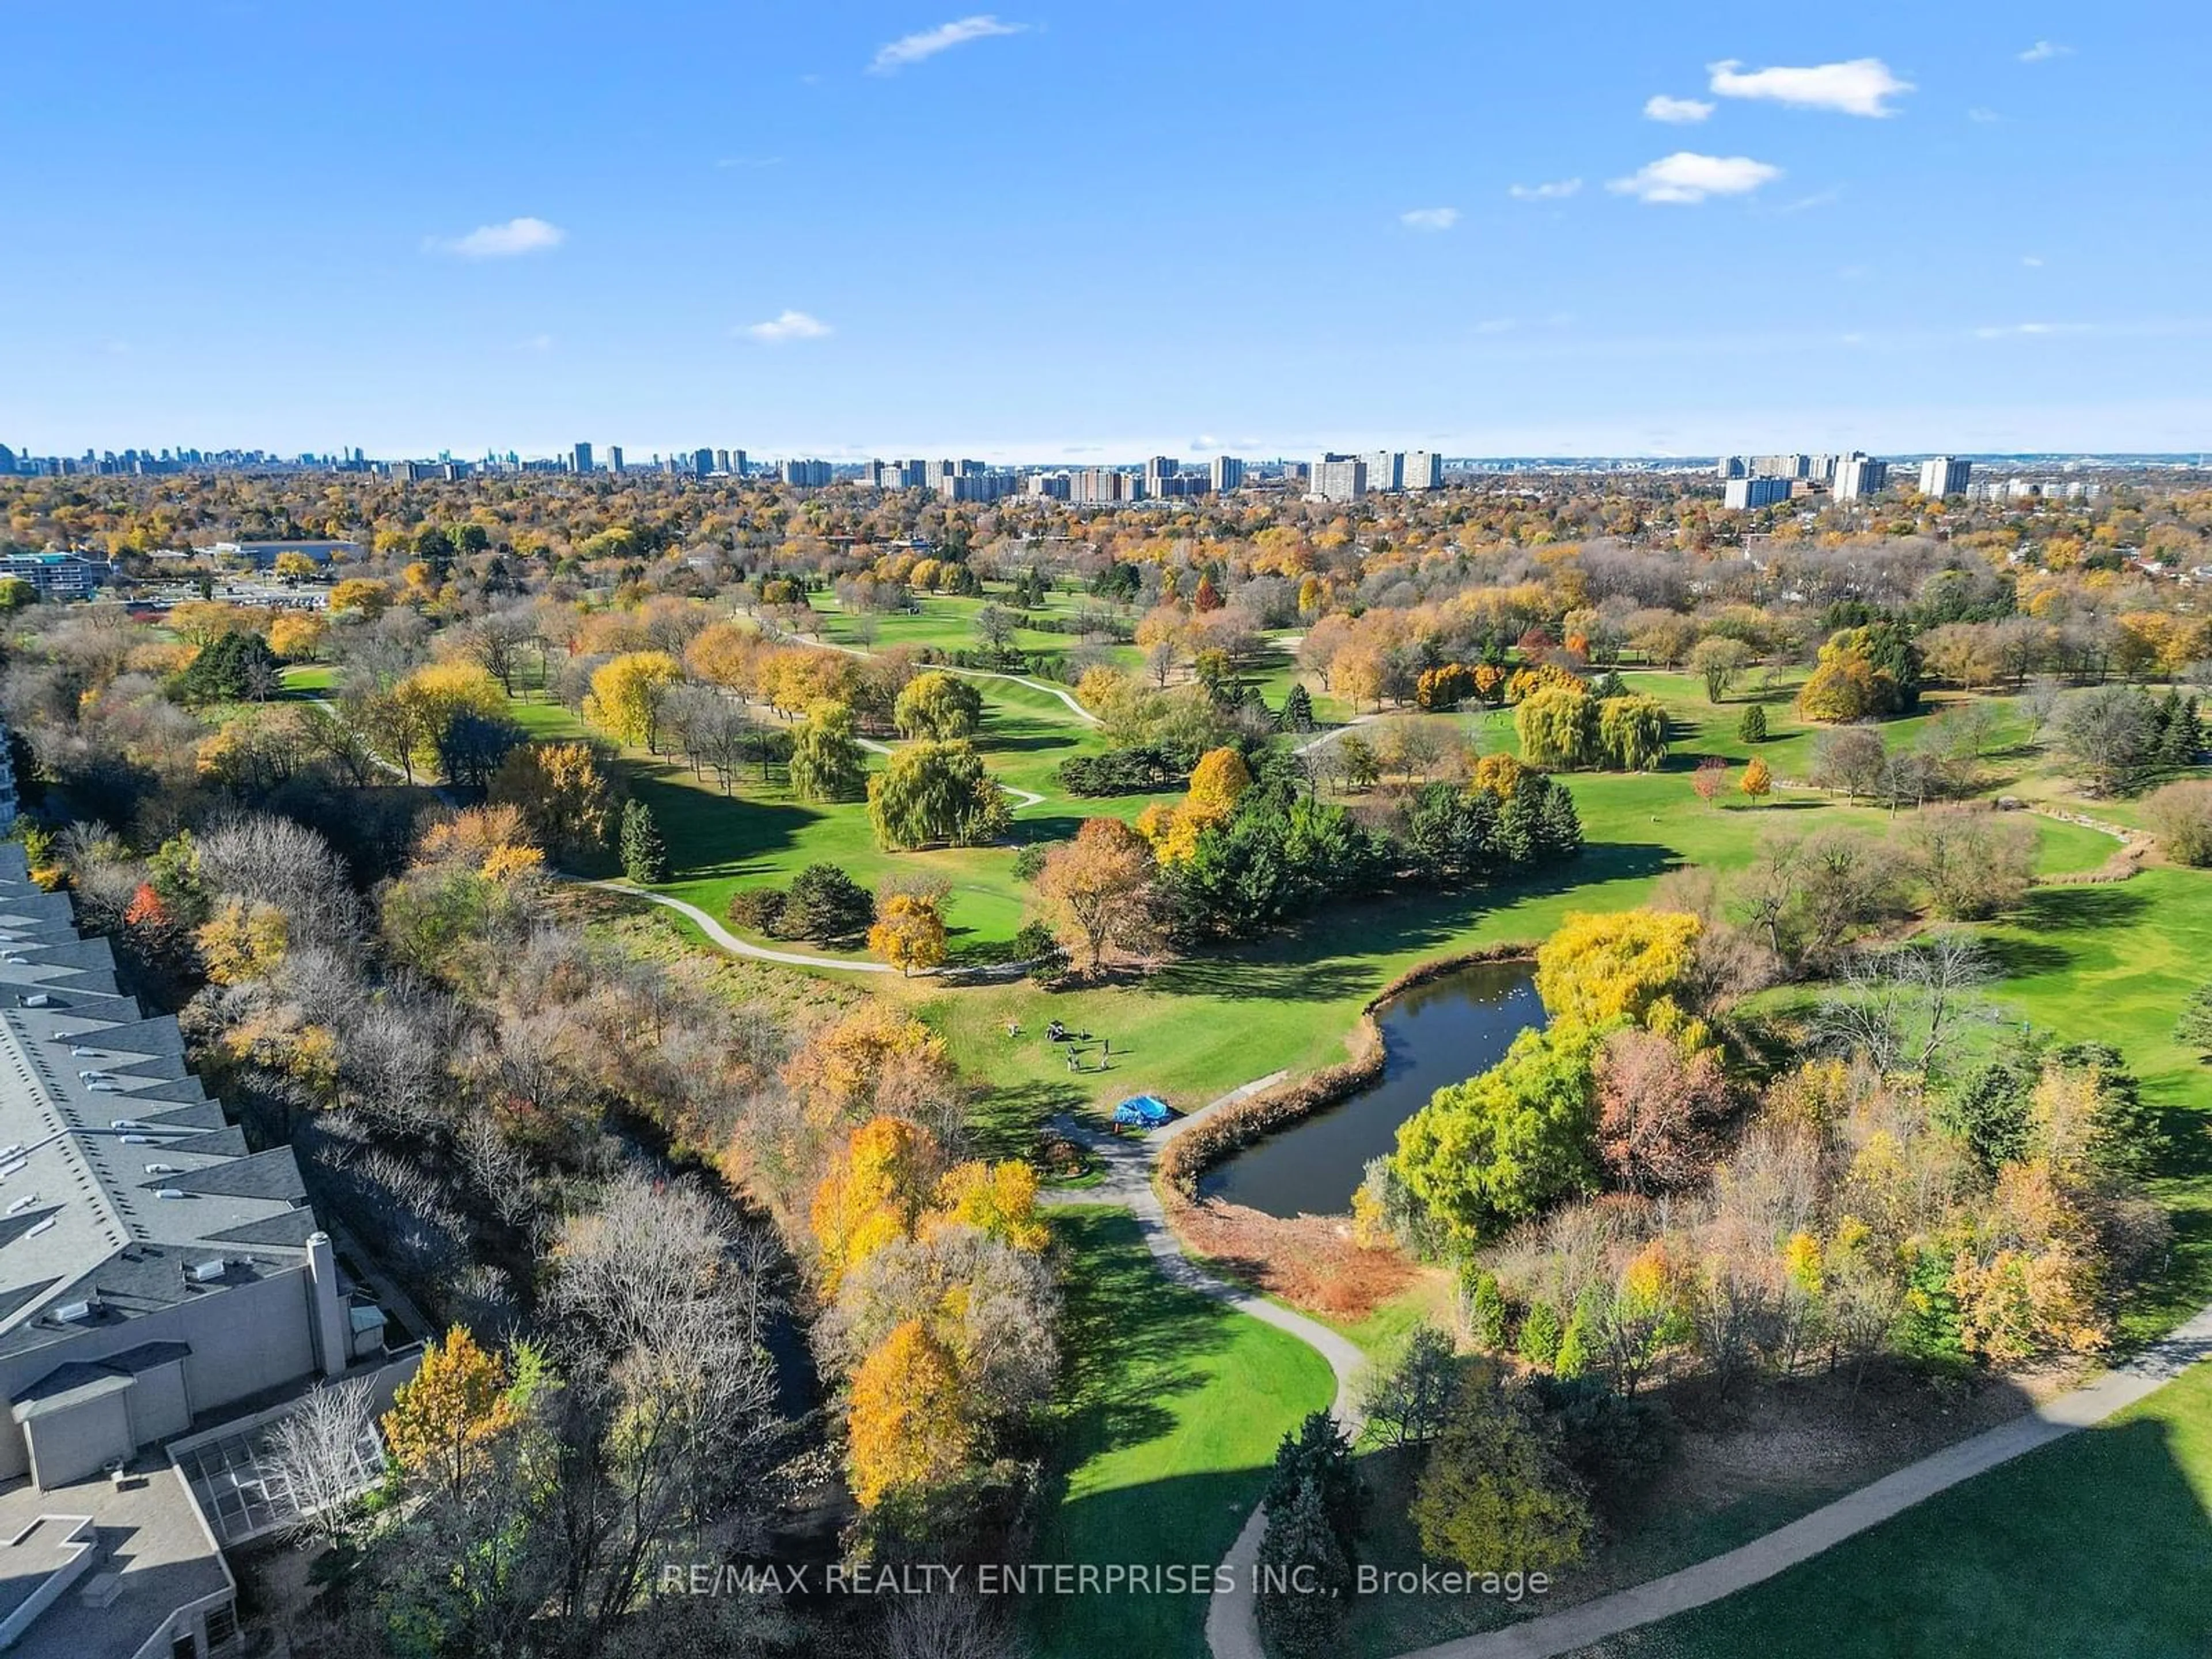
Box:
[1575,1357,2212,1659]
[1025,1207,1335,1659]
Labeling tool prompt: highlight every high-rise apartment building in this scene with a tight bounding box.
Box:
[1361,450,1404,492]
[1210,456,1245,493]
[1404,450,1444,491]
[782,459,832,487]
[570,441,593,475]
[1834,453,1889,502]
[1143,456,1180,497]
[607,445,624,474]
[1724,477,1791,510]
[1312,454,1366,502]
[1918,456,1972,497]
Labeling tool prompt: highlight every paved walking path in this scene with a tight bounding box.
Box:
[1041,1071,1367,1659]
[580,880,898,972]
[808,631,1101,724]
[1391,1298,2212,1659]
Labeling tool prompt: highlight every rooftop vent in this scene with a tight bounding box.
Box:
[152,1188,184,1200]
[21,994,50,1009]
[108,1120,141,1132]
[118,1134,148,1145]
[54,1299,94,1321]
[25,1217,55,1237]
[5,1195,35,1214]
[0,1159,26,1180]
[190,1259,226,1283]
[143,1163,179,1176]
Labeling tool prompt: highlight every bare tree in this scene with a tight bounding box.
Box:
[1814,932,1995,1074]
[265,1376,376,1549]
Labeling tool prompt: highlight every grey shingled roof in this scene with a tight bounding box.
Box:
[0,843,325,1359]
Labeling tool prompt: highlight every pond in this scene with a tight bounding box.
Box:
[1200,961,1544,1218]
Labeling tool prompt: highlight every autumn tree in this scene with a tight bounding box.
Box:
[893,671,985,740]
[1740,755,1772,803]
[1036,817,1161,971]
[1516,685,1598,769]
[847,1319,975,1507]
[1691,756,1728,807]
[869,892,948,976]
[1596,694,1669,771]
[1594,1028,1733,1194]
[810,1116,943,1293]
[382,1326,520,1499]
[583,650,683,749]
[1689,636,1753,702]
[489,741,618,870]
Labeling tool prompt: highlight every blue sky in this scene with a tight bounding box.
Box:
[3,2,2207,460]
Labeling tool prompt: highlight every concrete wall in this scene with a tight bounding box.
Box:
[26,1391,132,1487]
[126,1360,189,1445]
[0,1267,317,1481]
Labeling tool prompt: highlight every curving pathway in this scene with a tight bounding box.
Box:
[1390,1296,2212,1659]
[804,630,1101,724]
[1041,1074,1367,1659]
[578,879,897,972]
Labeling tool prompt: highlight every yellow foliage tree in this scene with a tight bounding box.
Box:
[381,1326,518,1496]
[267,612,328,661]
[782,1004,955,1124]
[327,578,392,618]
[1740,755,1772,802]
[1139,746,1251,863]
[582,650,684,749]
[1534,910,1704,1037]
[195,900,287,986]
[809,1115,942,1293]
[847,1319,973,1507]
[925,1160,1049,1253]
[868,893,948,977]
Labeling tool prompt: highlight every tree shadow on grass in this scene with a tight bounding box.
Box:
[2016,882,2153,932]
[627,768,819,881]
[1028,1209,1295,1658]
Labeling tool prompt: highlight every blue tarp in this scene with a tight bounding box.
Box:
[1113,1094,1172,1128]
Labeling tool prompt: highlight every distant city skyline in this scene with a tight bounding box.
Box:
[4,4,2206,457]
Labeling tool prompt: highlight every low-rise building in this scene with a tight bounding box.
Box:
[0,840,405,1658]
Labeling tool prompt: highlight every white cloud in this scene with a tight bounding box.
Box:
[1968,107,2002,123]
[1400,206,1460,231]
[1507,178,1582,201]
[1707,58,1913,118]
[1643,94,1714,124]
[742,309,834,343]
[2022,255,2044,268]
[869,14,1025,74]
[1607,152,1781,204]
[1973,321,2084,339]
[431,217,566,259]
[2018,40,2073,62]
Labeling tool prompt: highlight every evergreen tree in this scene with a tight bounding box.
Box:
[1256,1476,1351,1659]
[1738,703,1769,743]
[1263,1411,1364,1554]
[1278,682,1316,732]
[2158,695,2202,769]
[619,800,666,884]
